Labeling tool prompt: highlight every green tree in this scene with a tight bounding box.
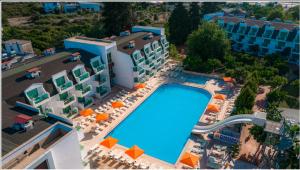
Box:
[267,8,285,21]
[102,3,134,35]
[189,2,201,32]
[286,5,300,21]
[250,125,267,143]
[267,89,286,105]
[169,44,180,60]
[266,103,282,122]
[235,86,256,111]
[168,3,191,45]
[200,2,223,17]
[207,58,222,72]
[269,75,288,89]
[186,22,230,62]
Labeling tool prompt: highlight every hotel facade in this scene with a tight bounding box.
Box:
[212,16,300,65]
[2,26,169,168]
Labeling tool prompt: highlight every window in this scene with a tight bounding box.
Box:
[226,24,233,32]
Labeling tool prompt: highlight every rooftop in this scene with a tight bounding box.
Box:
[264,120,283,135]
[2,50,96,156]
[115,32,161,55]
[215,16,299,31]
[3,39,32,45]
[279,108,300,124]
[65,36,114,47]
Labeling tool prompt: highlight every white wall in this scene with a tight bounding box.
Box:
[49,130,83,169]
[113,51,134,88]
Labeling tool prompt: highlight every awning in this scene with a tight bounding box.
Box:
[100,136,118,149]
[207,104,220,112]
[15,114,32,124]
[214,94,226,100]
[96,113,109,122]
[111,101,125,108]
[125,145,144,160]
[26,67,41,73]
[80,108,94,117]
[180,152,200,168]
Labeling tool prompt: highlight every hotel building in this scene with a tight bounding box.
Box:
[212,16,300,65]
[2,26,169,168]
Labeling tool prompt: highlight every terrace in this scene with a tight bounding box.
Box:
[24,83,50,107]
[90,57,105,74]
[59,92,76,107]
[2,123,73,169]
[96,86,109,96]
[75,83,92,97]
[72,65,90,83]
[52,71,73,93]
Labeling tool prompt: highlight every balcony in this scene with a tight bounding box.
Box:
[262,39,271,47]
[248,37,256,45]
[73,66,90,83]
[84,98,93,107]
[91,60,105,73]
[54,76,73,92]
[263,30,273,39]
[277,32,288,41]
[138,57,145,63]
[95,75,107,85]
[276,42,286,50]
[25,86,50,106]
[59,92,76,106]
[96,86,108,96]
[133,66,145,75]
[75,84,92,97]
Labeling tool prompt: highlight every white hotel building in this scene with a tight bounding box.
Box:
[1,26,169,169]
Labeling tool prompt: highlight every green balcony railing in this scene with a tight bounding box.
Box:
[64,96,75,105]
[34,93,49,104]
[79,72,90,81]
[84,98,93,107]
[97,86,108,96]
[82,85,92,95]
[95,64,105,72]
[60,81,73,91]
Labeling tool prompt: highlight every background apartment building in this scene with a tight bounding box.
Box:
[212,16,299,65]
[3,39,34,56]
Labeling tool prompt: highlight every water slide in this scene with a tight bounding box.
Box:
[192,112,267,134]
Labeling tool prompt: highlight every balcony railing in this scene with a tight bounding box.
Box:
[97,86,108,96]
[60,81,73,91]
[34,93,50,105]
[79,72,90,81]
[84,98,93,107]
[76,84,92,96]
[133,66,145,75]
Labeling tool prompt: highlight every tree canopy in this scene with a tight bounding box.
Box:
[102,2,135,36]
[189,2,201,32]
[186,22,230,61]
[168,3,191,45]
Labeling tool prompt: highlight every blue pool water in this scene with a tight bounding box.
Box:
[109,84,211,164]
[183,74,212,85]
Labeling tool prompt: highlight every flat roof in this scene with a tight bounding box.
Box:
[115,32,161,55]
[2,50,96,156]
[65,36,114,47]
[280,108,300,124]
[3,39,31,45]
[264,120,282,135]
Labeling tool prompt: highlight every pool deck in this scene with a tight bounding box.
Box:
[76,61,235,169]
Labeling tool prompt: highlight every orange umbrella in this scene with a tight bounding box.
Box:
[180,152,200,168]
[100,136,118,149]
[223,77,234,82]
[96,113,109,122]
[207,104,220,112]
[134,83,146,90]
[125,145,144,160]
[214,94,226,100]
[111,101,125,108]
[80,108,93,117]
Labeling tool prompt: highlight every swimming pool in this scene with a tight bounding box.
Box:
[183,73,212,85]
[109,84,211,164]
